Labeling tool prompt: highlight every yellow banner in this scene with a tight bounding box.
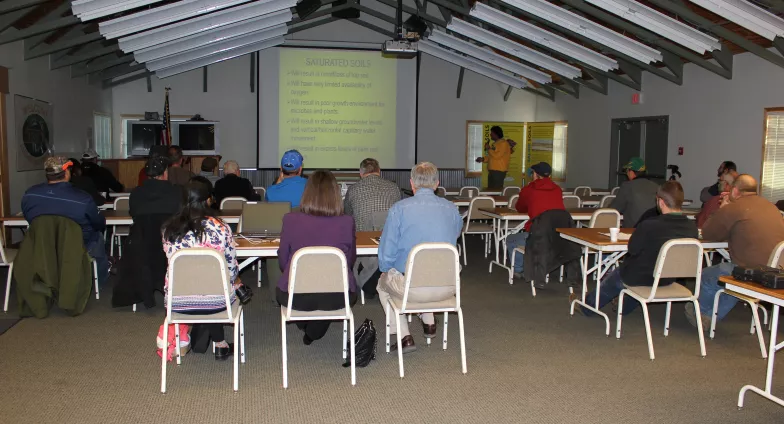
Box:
[480,122,526,188]
[525,123,555,183]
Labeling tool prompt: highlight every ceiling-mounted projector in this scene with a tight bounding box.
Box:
[382,39,418,58]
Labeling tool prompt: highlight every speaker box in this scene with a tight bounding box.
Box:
[295,0,321,19]
[332,0,360,19]
[404,15,427,37]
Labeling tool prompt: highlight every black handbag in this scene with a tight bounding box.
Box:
[342,318,377,368]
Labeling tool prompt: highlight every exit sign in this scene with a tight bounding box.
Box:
[632,92,643,104]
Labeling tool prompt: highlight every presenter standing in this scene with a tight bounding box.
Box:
[476,126,511,190]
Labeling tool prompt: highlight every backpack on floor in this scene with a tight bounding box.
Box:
[343,318,377,368]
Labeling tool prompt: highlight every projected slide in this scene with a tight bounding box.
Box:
[258,47,417,169]
[279,49,396,165]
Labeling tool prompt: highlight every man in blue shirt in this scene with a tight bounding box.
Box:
[377,162,463,353]
[266,150,307,208]
[22,157,109,284]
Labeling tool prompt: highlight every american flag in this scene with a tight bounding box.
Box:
[162,87,172,145]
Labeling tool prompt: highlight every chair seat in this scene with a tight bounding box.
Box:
[114,226,130,236]
[171,302,242,322]
[463,223,494,233]
[388,294,457,311]
[281,306,349,319]
[725,289,760,304]
[625,282,693,300]
[2,248,17,265]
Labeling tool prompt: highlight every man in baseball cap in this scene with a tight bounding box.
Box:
[266,149,307,208]
[80,148,124,195]
[21,156,109,284]
[507,161,566,279]
[611,156,660,228]
[129,155,182,218]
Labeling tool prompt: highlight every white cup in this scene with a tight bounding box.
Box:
[609,227,620,242]
[468,191,474,198]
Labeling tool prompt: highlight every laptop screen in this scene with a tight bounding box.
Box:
[240,202,291,233]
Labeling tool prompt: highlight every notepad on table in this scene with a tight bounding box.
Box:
[599,232,631,241]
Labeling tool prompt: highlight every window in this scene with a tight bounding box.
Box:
[93,113,111,159]
[552,123,568,181]
[761,108,784,201]
[466,123,484,175]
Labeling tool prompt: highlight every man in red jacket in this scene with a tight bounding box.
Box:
[506,162,565,278]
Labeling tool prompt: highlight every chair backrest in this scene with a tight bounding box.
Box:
[402,243,460,310]
[507,194,519,209]
[599,195,615,208]
[371,210,388,231]
[502,186,520,197]
[253,187,266,199]
[574,186,591,197]
[769,240,784,268]
[562,195,582,209]
[220,196,247,210]
[113,196,130,212]
[589,209,621,228]
[611,186,620,195]
[650,239,703,300]
[467,196,495,220]
[435,187,446,197]
[285,247,350,318]
[167,248,234,320]
[459,186,479,198]
[238,201,290,232]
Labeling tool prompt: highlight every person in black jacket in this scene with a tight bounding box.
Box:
[113,156,184,309]
[68,158,106,206]
[81,149,124,194]
[572,181,698,316]
[214,160,260,205]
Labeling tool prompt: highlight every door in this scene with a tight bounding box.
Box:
[609,116,669,187]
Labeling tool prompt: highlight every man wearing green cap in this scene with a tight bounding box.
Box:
[611,157,660,228]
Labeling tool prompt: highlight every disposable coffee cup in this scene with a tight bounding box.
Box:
[468,191,474,198]
[609,228,620,242]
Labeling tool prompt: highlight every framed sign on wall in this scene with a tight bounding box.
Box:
[14,95,53,172]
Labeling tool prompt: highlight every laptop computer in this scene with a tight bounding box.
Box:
[238,202,291,238]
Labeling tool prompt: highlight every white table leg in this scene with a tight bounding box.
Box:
[739,304,784,409]
[489,219,516,274]
[569,248,626,336]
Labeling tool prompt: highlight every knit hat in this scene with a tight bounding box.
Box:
[145,156,169,177]
[623,157,646,172]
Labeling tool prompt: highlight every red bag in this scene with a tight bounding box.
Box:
[156,323,191,361]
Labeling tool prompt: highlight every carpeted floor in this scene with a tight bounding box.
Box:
[1,239,782,424]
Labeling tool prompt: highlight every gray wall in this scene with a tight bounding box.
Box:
[549,51,784,201]
[1,40,112,214]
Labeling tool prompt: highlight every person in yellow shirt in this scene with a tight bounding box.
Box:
[476,126,511,189]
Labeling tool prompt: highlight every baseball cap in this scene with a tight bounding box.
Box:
[44,156,73,175]
[145,156,169,177]
[623,157,646,172]
[82,149,99,160]
[281,150,303,171]
[530,162,552,177]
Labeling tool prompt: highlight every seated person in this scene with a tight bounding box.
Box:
[214,160,261,205]
[81,149,124,195]
[689,175,784,328]
[68,157,106,205]
[198,157,221,186]
[166,146,194,186]
[610,157,660,228]
[22,157,108,284]
[506,162,564,278]
[162,181,241,360]
[571,181,697,315]
[266,150,307,208]
[138,146,169,187]
[696,173,735,228]
[377,162,463,353]
[130,156,183,218]
[700,161,737,204]
[276,170,357,345]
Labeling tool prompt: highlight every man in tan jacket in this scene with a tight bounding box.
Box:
[687,174,784,328]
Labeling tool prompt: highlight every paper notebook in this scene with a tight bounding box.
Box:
[599,232,631,241]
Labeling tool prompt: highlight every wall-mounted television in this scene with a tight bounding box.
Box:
[125,120,219,156]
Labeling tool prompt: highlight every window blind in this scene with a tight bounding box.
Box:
[466,123,483,174]
[761,111,784,202]
[552,124,567,181]
[94,114,112,159]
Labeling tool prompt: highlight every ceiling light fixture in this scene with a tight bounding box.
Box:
[155,36,284,78]
[419,39,529,89]
[470,2,618,71]
[688,0,784,41]
[72,0,166,21]
[447,18,582,79]
[500,0,663,64]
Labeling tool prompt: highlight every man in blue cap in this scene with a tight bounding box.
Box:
[266,150,307,208]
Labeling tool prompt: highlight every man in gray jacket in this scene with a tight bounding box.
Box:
[611,157,660,228]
